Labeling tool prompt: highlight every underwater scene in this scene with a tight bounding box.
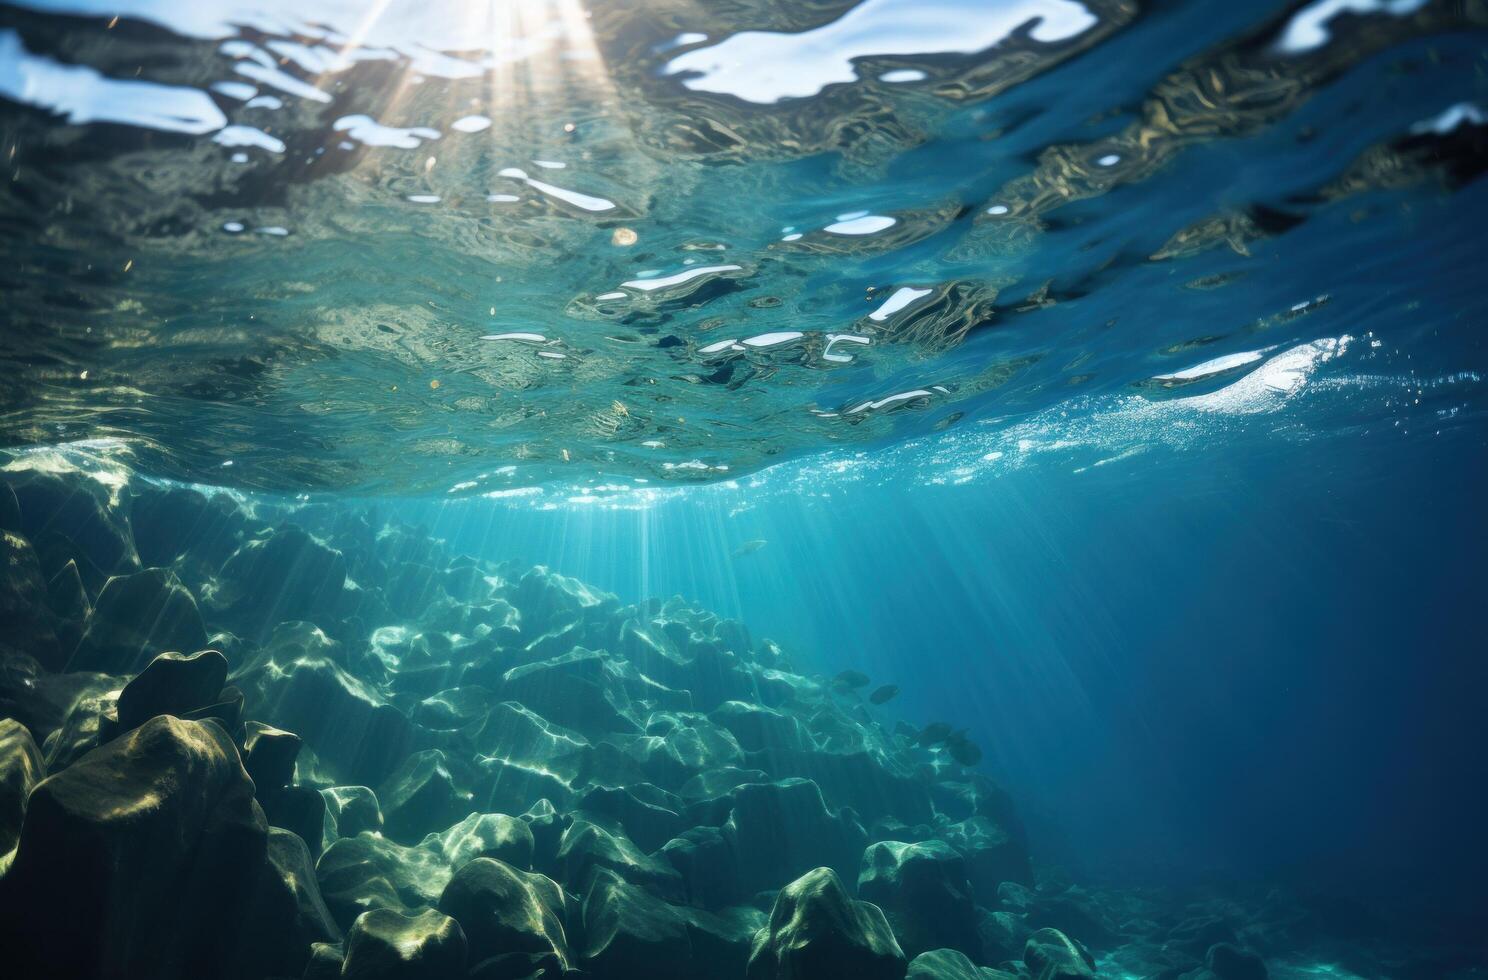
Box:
[2,0,1486,978]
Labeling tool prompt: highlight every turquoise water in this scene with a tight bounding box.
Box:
[2,1,1487,978]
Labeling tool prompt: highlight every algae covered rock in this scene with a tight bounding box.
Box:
[859,839,982,961]
[341,908,468,980]
[436,856,572,968]
[0,716,273,979]
[746,866,906,980]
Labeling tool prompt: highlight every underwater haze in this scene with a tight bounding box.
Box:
[1,1,1487,979]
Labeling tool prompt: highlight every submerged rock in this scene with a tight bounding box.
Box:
[725,778,867,898]
[115,648,229,731]
[204,524,347,639]
[0,716,285,979]
[1023,927,1095,980]
[0,530,63,669]
[379,748,473,844]
[235,633,411,786]
[436,856,572,968]
[323,784,385,842]
[46,558,91,658]
[1205,942,1269,980]
[858,840,982,961]
[908,948,1016,980]
[746,866,906,980]
[0,718,44,854]
[580,865,762,980]
[341,908,468,980]
[2,462,138,591]
[316,831,451,929]
[427,810,536,871]
[70,567,209,674]
[242,719,303,794]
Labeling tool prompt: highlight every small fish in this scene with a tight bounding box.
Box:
[869,684,899,705]
[832,669,870,691]
[731,539,768,558]
[917,721,954,746]
[946,731,983,767]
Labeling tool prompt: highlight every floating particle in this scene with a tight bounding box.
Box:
[563,122,576,133]
[429,379,440,389]
[611,227,638,246]
[123,259,133,272]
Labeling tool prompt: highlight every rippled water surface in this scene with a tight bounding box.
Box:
[3,0,1485,494]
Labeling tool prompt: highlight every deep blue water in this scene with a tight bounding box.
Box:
[402,417,1488,899]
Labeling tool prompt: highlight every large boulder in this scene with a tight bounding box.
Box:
[499,648,643,736]
[1,530,64,668]
[115,649,229,731]
[129,483,244,573]
[234,631,410,786]
[46,558,91,658]
[858,840,981,961]
[725,778,867,897]
[2,461,138,591]
[242,720,303,795]
[203,524,346,639]
[556,817,684,899]
[341,908,468,980]
[1023,928,1095,980]
[1205,942,1269,980]
[379,749,474,844]
[0,718,44,854]
[425,811,535,871]
[69,567,209,674]
[242,827,343,973]
[322,784,384,843]
[746,867,906,980]
[579,866,761,980]
[710,700,811,754]
[315,832,451,930]
[436,856,572,969]
[943,816,1034,897]
[575,782,689,853]
[0,716,297,979]
[908,948,1016,980]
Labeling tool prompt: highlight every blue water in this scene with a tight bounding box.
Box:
[3,0,1488,974]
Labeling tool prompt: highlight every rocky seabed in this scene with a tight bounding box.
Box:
[0,453,1456,980]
